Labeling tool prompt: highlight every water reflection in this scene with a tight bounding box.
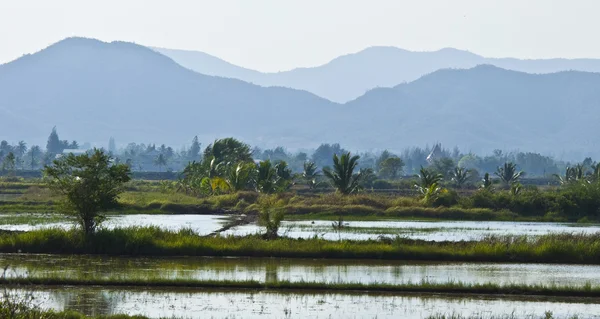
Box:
[17,287,600,318]
[3,254,600,287]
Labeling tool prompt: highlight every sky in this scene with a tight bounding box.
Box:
[0,0,599,72]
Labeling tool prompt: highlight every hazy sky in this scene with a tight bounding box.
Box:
[1,0,598,72]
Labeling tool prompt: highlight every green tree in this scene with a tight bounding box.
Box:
[203,138,252,166]
[414,166,443,203]
[43,149,131,234]
[154,154,167,172]
[226,162,256,192]
[46,126,62,154]
[188,136,201,161]
[256,160,278,193]
[495,162,524,187]
[302,161,320,189]
[415,166,443,189]
[322,152,362,195]
[2,152,16,174]
[451,167,471,189]
[481,173,494,190]
[27,146,42,170]
[432,158,455,179]
[379,157,405,179]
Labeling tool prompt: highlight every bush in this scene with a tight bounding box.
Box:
[371,180,393,190]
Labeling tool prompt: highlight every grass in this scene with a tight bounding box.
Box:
[2,275,600,297]
[0,213,71,225]
[1,227,600,264]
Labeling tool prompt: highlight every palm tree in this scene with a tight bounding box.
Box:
[415,166,443,190]
[2,152,16,175]
[322,152,362,195]
[494,162,524,187]
[302,161,320,189]
[414,166,443,202]
[274,160,294,191]
[256,160,277,193]
[451,167,471,189]
[154,154,167,172]
[554,165,586,185]
[226,162,256,192]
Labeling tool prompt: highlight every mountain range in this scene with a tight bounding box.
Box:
[155,46,600,103]
[1,37,600,159]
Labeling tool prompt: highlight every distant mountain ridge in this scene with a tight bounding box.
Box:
[154,46,600,103]
[2,38,600,159]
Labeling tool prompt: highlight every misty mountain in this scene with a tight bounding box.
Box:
[2,38,600,159]
[343,65,600,157]
[0,37,338,148]
[156,46,600,103]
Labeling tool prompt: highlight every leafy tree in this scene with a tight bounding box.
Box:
[432,158,455,179]
[2,152,16,174]
[481,173,494,191]
[312,143,347,169]
[451,167,471,189]
[302,161,320,189]
[154,154,167,172]
[46,127,62,154]
[378,157,404,179]
[203,138,252,166]
[27,146,42,170]
[188,136,201,161]
[43,149,131,234]
[495,162,524,187]
[322,152,362,195]
[375,150,393,171]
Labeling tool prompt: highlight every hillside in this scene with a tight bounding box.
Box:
[0,38,338,148]
[156,46,600,103]
[2,38,600,157]
[343,65,600,156]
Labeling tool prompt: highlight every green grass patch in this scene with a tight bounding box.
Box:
[2,227,600,264]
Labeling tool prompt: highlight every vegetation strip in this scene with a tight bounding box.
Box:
[2,227,600,264]
[3,277,600,298]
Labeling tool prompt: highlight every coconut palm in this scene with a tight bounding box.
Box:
[451,167,471,189]
[322,152,362,195]
[256,160,278,193]
[226,162,256,192]
[494,162,524,186]
[302,161,320,189]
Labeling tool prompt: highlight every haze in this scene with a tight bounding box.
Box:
[1,0,599,72]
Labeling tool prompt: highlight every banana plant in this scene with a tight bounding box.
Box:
[451,167,471,189]
[494,162,524,187]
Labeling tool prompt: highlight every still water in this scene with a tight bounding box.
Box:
[13,287,600,318]
[2,254,599,287]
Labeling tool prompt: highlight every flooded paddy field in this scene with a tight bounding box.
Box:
[10,287,600,318]
[2,254,600,287]
[1,213,600,242]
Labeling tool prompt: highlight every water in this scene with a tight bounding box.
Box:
[2,214,600,241]
[224,220,600,241]
[13,287,600,318]
[0,214,230,234]
[2,254,599,287]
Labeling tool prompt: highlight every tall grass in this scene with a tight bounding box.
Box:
[1,228,599,264]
